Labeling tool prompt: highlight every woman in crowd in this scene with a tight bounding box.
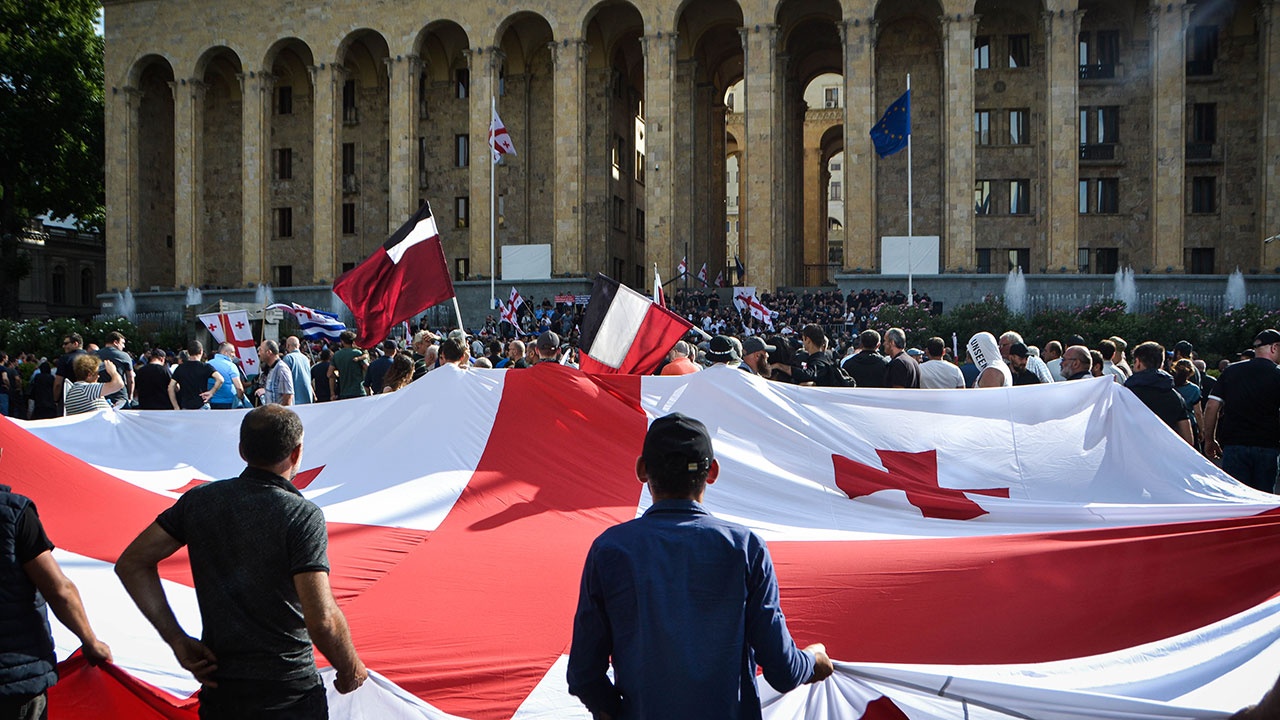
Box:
[64,352,123,415]
[1171,358,1203,451]
[381,353,416,394]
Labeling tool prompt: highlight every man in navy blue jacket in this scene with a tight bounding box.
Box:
[567,414,833,719]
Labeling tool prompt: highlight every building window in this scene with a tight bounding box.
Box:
[274,148,292,180]
[1095,248,1119,275]
[1009,179,1030,215]
[497,64,506,97]
[455,197,469,228]
[276,86,293,115]
[1008,34,1031,68]
[342,143,357,192]
[635,209,645,241]
[1189,247,1215,274]
[1079,179,1090,214]
[80,268,94,305]
[455,134,469,167]
[1080,106,1119,159]
[612,195,625,230]
[1009,109,1028,145]
[1078,248,1091,273]
[824,87,839,108]
[829,181,842,201]
[342,262,356,274]
[974,36,991,70]
[1191,176,1216,214]
[275,207,292,238]
[342,80,357,124]
[1096,178,1119,214]
[1079,30,1120,79]
[273,265,293,287]
[725,92,735,111]
[1188,25,1218,76]
[455,69,469,99]
[1189,103,1216,159]
[612,134,624,173]
[976,248,992,274]
[975,110,991,146]
[52,266,66,304]
[635,151,645,183]
[1008,248,1030,273]
[975,180,992,215]
[342,202,356,235]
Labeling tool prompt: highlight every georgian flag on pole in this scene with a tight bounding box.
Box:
[653,264,666,307]
[333,202,455,349]
[714,269,725,288]
[508,287,524,314]
[677,256,688,278]
[196,309,261,374]
[578,274,693,375]
[266,302,347,342]
[490,99,517,163]
[498,300,517,328]
[8,374,1280,719]
[696,262,708,286]
[734,287,775,330]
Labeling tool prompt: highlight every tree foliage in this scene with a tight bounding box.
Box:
[0,0,105,316]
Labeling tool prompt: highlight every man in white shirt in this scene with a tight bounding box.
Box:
[918,336,966,389]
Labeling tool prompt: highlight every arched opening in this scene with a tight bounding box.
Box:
[584,1,645,286]
[801,73,844,285]
[265,39,315,284]
[196,47,243,287]
[132,56,176,289]
[80,267,95,306]
[725,126,742,282]
[414,21,471,271]
[494,13,555,258]
[336,30,391,270]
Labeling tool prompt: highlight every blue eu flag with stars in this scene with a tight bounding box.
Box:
[870,90,911,158]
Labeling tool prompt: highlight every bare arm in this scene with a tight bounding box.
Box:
[100,361,125,396]
[202,371,224,402]
[167,378,180,410]
[295,570,366,693]
[115,522,219,685]
[1175,419,1194,446]
[24,551,112,665]
[975,367,1003,388]
[1203,397,1223,459]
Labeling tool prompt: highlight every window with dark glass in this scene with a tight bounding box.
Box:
[80,268,94,305]
[1009,109,1028,145]
[1189,103,1216,159]
[1096,178,1119,214]
[275,148,292,180]
[974,36,991,70]
[455,68,469,99]
[1008,248,1030,273]
[1095,248,1119,275]
[1009,179,1030,215]
[1188,26,1218,76]
[1080,106,1119,160]
[1008,34,1030,68]
[1191,176,1216,213]
[277,86,293,115]
[52,266,66,304]
[273,265,293,287]
[276,207,292,238]
[455,196,470,228]
[975,110,991,146]
[342,80,357,123]
[975,180,992,215]
[1189,247,1215,274]
[976,248,992,274]
[455,134,469,167]
[342,203,356,235]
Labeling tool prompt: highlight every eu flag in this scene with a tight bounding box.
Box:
[870,90,911,158]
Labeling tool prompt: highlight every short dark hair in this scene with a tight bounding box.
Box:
[107,331,125,344]
[340,330,357,346]
[240,405,304,467]
[439,337,468,362]
[926,336,946,358]
[188,340,204,356]
[64,332,83,346]
[319,348,332,361]
[801,324,826,348]
[1098,339,1116,359]
[1133,341,1165,370]
[858,329,880,350]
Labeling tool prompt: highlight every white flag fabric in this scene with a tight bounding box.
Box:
[733,287,775,329]
[5,370,1280,719]
[196,309,261,374]
[490,101,516,163]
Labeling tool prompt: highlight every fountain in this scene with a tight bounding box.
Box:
[112,288,136,322]
[1225,268,1246,310]
[1113,266,1137,312]
[185,286,203,306]
[255,283,274,307]
[1004,267,1027,316]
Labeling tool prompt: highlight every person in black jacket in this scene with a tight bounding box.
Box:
[842,330,890,388]
[1124,342,1193,445]
[771,325,843,386]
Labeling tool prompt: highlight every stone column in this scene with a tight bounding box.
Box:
[170,79,204,288]
[311,63,343,283]
[1261,1,1280,270]
[1043,8,1083,273]
[940,14,978,273]
[802,142,824,279]
[550,39,587,275]
[240,72,272,285]
[106,86,142,289]
[387,55,420,229]
[642,32,678,277]
[467,47,497,287]
[1148,2,1190,272]
[741,24,780,290]
[843,19,876,272]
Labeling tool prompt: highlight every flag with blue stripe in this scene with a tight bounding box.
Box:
[269,302,347,341]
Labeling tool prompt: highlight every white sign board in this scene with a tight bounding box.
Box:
[501,244,552,280]
[880,236,940,275]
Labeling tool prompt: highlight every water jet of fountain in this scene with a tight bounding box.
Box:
[1113,266,1137,312]
[1004,267,1027,316]
[1225,268,1246,311]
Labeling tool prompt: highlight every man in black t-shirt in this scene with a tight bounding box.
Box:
[1,479,112,716]
[97,331,135,405]
[168,340,223,410]
[134,348,174,409]
[53,333,87,412]
[117,406,367,717]
[1204,329,1280,493]
[883,327,920,389]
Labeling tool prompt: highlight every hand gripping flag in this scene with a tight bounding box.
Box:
[578,274,694,374]
[266,302,346,342]
[870,89,911,158]
[196,309,261,373]
[490,100,517,163]
[333,202,455,349]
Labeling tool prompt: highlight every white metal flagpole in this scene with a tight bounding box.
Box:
[906,73,913,303]
[490,96,497,313]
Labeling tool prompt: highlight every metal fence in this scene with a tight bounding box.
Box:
[1006,292,1279,315]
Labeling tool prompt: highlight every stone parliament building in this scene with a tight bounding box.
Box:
[102,0,1280,302]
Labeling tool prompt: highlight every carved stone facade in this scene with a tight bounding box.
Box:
[102,0,1280,299]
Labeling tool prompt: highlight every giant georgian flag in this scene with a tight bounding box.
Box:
[4,370,1280,719]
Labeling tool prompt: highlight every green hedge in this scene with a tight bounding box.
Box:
[0,317,140,365]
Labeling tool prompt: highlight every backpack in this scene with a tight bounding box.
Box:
[817,359,856,388]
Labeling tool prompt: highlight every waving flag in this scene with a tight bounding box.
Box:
[7,374,1280,719]
[333,202,455,349]
[508,287,524,314]
[577,274,694,375]
[871,89,911,158]
[734,287,775,330]
[735,255,746,284]
[267,302,346,342]
[490,100,517,163]
[196,309,260,374]
[677,256,688,277]
[498,300,517,328]
[653,264,665,307]
[696,263,708,286]
[714,269,724,287]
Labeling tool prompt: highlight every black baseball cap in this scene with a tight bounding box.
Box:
[642,413,714,475]
[1253,329,1280,347]
[1008,342,1030,358]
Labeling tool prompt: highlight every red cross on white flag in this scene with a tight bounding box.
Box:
[490,99,517,163]
[197,309,260,372]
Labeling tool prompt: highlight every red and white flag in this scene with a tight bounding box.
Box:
[333,202,455,349]
[696,263,708,286]
[677,256,688,277]
[196,309,260,374]
[653,264,665,307]
[6,375,1280,719]
[578,274,693,375]
[714,269,725,288]
[733,287,775,330]
[498,300,517,327]
[490,100,517,163]
[508,287,524,313]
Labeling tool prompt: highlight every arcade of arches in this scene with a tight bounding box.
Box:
[103,0,1280,296]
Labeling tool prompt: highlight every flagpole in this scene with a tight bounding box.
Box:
[906,73,913,303]
[490,95,497,313]
[452,296,465,334]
